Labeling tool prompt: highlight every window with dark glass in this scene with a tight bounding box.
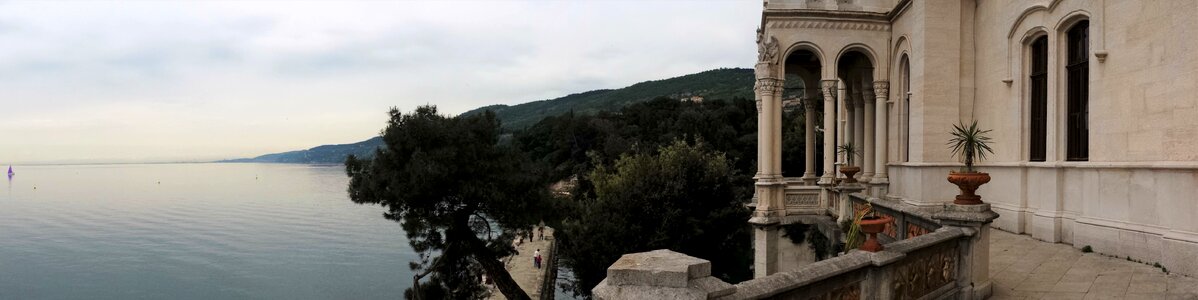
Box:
[901,56,910,162]
[1066,20,1089,161]
[1029,36,1048,161]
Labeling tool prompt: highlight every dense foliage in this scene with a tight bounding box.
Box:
[345,74,826,299]
[512,97,774,297]
[462,68,755,129]
[344,106,548,300]
[555,141,753,296]
[515,97,758,185]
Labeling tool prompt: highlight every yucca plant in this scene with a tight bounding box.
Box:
[836,143,861,166]
[948,120,994,173]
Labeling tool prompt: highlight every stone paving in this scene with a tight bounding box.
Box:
[487,227,554,300]
[990,229,1198,300]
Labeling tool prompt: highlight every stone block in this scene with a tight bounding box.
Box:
[594,249,736,300]
[606,249,710,288]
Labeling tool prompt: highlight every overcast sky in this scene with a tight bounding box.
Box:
[0,1,760,164]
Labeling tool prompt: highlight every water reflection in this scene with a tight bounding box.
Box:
[0,163,416,299]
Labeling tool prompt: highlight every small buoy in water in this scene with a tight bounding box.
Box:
[157,181,161,184]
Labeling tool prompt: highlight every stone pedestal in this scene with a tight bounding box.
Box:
[933,204,1000,300]
[592,250,735,300]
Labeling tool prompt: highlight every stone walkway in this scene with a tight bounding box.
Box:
[990,229,1198,299]
[488,227,554,300]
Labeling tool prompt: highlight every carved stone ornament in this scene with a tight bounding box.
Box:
[873,81,889,98]
[892,242,958,298]
[755,78,783,96]
[756,28,780,64]
[821,80,838,101]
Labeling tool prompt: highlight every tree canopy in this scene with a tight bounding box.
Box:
[555,141,753,296]
[345,106,547,300]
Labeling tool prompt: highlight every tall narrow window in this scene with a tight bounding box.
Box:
[1066,21,1089,161]
[901,55,910,162]
[1029,36,1048,161]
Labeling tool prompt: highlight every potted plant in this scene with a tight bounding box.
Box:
[946,120,995,205]
[836,143,861,183]
[843,203,893,252]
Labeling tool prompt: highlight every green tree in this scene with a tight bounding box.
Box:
[555,140,753,297]
[345,106,547,300]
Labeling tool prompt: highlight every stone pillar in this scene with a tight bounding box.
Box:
[819,80,838,184]
[750,73,785,278]
[753,226,779,278]
[873,82,890,184]
[853,93,865,168]
[933,204,1001,300]
[801,96,818,184]
[843,90,854,168]
[592,249,736,299]
[862,82,876,184]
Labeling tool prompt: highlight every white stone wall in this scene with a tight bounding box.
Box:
[761,0,1198,276]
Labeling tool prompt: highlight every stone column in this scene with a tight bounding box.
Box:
[862,82,876,184]
[853,92,865,168]
[819,80,838,184]
[843,87,854,167]
[770,84,783,176]
[801,96,818,184]
[750,75,785,278]
[873,81,890,184]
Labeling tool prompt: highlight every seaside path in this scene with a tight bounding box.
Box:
[488,227,555,300]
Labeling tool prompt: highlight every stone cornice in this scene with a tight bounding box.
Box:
[765,19,890,32]
[760,0,910,28]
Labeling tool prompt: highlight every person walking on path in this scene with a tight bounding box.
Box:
[534,249,542,269]
[538,226,545,241]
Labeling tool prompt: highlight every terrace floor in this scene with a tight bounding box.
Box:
[989,229,1198,299]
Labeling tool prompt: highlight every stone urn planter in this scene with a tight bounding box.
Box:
[857,215,892,252]
[946,120,995,205]
[839,166,861,183]
[948,171,991,205]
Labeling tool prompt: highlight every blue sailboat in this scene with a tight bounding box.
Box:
[7,166,12,180]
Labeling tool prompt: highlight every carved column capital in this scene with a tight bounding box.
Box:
[820,80,838,102]
[755,78,784,96]
[873,81,890,97]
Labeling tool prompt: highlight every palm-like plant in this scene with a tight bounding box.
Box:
[948,120,995,173]
[843,203,872,250]
[836,143,861,166]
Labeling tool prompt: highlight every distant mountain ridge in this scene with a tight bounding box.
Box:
[461,68,754,129]
[222,68,754,164]
[219,137,384,164]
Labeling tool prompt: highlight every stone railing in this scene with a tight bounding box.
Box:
[842,192,945,242]
[783,182,821,215]
[538,239,558,300]
[593,202,999,300]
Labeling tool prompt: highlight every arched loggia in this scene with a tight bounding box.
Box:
[780,49,824,182]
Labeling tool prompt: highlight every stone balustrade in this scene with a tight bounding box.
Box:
[594,194,999,300]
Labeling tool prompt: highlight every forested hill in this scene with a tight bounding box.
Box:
[460,68,755,129]
[221,67,754,164]
[219,137,384,164]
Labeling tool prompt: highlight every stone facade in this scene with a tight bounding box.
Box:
[753,0,1198,277]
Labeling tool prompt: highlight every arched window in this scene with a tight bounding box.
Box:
[1029,36,1048,161]
[900,55,910,162]
[1066,20,1089,161]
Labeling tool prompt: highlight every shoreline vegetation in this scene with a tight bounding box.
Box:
[342,84,824,298]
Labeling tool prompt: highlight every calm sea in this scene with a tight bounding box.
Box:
[0,163,416,299]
